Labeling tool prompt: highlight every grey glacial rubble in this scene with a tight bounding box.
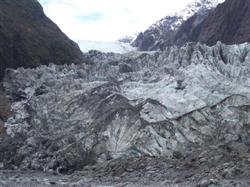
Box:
[3,42,250,173]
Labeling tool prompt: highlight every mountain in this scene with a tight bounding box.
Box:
[132,0,224,51]
[77,40,136,53]
[0,0,83,80]
[176,0,250,46]
[3,42,250,172]
[2,0,250,185]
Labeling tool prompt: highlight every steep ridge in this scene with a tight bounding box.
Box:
[3,42,250,171]
[176,0,250,46]
[132,0,224,51]
[0,0,83,80]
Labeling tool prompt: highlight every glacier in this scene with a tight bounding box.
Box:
[77,40,136,54]
[3,42,250,171]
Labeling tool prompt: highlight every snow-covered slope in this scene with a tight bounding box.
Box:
[155,0,225,30]
[133,0,225,51]
[77,40,136,53]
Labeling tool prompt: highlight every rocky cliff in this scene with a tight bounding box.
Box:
[0,0,83,80]
[134,0,250,51]
[177,0,250,46]
[2,42,250,172]
[132,0,224,51]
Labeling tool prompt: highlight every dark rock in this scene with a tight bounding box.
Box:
[0,0,83,80]
[0,91,11,122]
[172,151,183,159]
[49,181,56,185]
[34,85,48,96]
[0,134,20,169]
[0,91,11,135]
[119,63,133,73]
[132,0,221,51]
[202,0,250,45]
[134,0,250,51]
[174,9,211,46]
[132,15,181,51]
[178,0,250,46]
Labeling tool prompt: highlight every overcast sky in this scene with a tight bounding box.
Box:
[38,0,194,42]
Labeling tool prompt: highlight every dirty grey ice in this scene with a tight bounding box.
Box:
[2,42,250,186]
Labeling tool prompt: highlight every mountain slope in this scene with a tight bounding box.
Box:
[0,0,83,80]
[132,0,224,51]
[178,0,250,45]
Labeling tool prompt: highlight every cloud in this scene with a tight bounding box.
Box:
[38,0,193,41]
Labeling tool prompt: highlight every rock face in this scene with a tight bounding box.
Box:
[179,0,250,46]
[0,91,11,133]
[3,42,250,171]
[0,92,10,117]
[0,91,17,169]
[0,0,83,80]
[134,0,250,51]
[132,0,224,51]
